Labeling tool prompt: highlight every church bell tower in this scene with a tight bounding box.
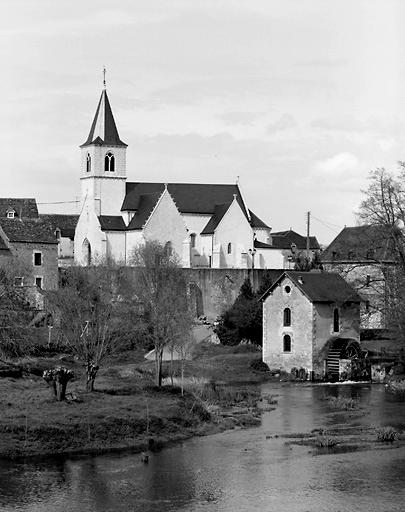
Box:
[80,72,127,216]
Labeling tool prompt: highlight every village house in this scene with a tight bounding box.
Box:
[261,271,361,381]
[74,85,320,269]
[254,229,320,269]
[40,214,79,267]
[321,225,397,329]
[0,198,59,308]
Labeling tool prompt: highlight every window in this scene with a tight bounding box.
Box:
[283,308,291,326]
[104,152,115,172]
[55,228,61,240]
[227,243,232,254]
[283,334,292,352]
[34,252,42,266]
[333,308,339,332]
[14,277,23,287]
[284,285,291,294]
[366,274,371,287]
[35,277,43,289]
[190,233,196,248]
[86,153,91,173]
[7,210,15,219]
[365,300,370,313]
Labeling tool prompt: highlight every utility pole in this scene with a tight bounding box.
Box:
[306,211,311,260]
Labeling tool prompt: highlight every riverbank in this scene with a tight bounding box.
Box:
[0,343,274,460]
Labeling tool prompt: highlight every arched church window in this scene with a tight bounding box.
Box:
[105,152,115,172]
[227,243,232,254]
[190,233,196,248]
[164,241,173,256]
[86,153,91,173]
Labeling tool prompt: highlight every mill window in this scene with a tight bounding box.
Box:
[333,308,340,332]
[283,308,291,327]
[283,334,292,352]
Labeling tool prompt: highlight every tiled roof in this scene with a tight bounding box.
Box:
[98,215,127,231]
[322,225,396,263]
[40,214,79,239]
[270,230,320,250]
[127,192,162,230]
[254,240,272,249]
[261,271,361,303]
[249,210,270,229]
[81,90,127,148]
[201,203,231,235]
[122,182,248,216]
[0,218,58,244]
[0,198,38,219]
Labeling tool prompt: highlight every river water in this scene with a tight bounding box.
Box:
[1,383,405,512]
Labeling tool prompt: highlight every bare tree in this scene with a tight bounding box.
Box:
[358,166,405,338]
[48,266,124,391]
[130,240,193,387]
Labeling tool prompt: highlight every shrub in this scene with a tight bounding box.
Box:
[250,358,270,372]
[315,435,337,448]
[376,427,398,443]
[328,396,359,411]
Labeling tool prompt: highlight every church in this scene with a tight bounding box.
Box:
[74,85,276,268]
[73,85,317,269]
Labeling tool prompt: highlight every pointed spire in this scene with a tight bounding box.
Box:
[81,87,127,148]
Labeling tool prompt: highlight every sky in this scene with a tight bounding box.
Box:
[1,0,405,245]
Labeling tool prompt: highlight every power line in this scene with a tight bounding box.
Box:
[37,200,80,205]
[311,214,341,234]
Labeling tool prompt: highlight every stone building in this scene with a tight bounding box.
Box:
[0,198,58,307]
[321,225,396,328]
[262,271,361,380]
[74,85,277,268]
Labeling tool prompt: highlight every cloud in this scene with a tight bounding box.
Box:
[219,111,263,126]
[310,116,366,133]
[312,152,360,176]
[266,114,296,134]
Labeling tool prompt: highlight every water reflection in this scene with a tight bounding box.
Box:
[1,384,405,512]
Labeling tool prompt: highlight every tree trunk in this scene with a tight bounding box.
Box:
[85,362,99,392]
[55,379,67,401]
[155,349,163,387]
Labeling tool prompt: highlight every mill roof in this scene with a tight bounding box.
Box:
[322,225,396,263]
[81,89,127,148]
[261,271,361,303]
[40,214,79,239]
[0,218,58,244]
[0,198,39,219]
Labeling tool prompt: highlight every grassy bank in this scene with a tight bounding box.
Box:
[0,343,272,460]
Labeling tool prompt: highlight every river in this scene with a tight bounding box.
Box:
[1,383,405,512]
